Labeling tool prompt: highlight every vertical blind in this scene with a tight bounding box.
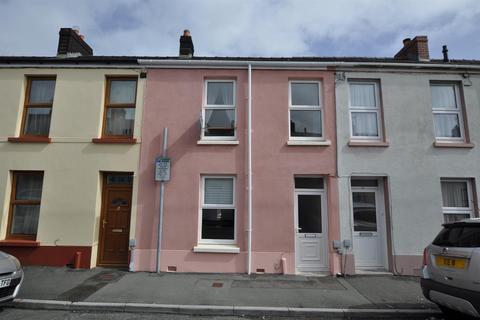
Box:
[441,181,469,208]
[350,83,376,107]
[204,178,234,205]
[431,85,457,109]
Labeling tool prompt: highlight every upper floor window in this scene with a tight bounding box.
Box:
[348,81,382,140]
[202,80,236,139]
[431,83,465,141]
[289,81,323,139]
[8,171,44,240]
[103,77,137,138]
[21,77,56,137]
[441,179,473,223]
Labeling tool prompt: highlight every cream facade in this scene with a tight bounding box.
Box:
[0,67,144,268]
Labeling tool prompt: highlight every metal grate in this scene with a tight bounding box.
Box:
[0,277,21,299]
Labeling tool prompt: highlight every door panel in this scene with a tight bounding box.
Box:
[98,175,133,266]
[352,188,386,269]
[295,192,328,273]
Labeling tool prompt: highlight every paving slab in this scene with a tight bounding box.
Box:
[343,275,434,309]
[17,266,104,300]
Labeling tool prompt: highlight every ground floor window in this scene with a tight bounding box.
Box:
[441,179,473,223]
[8,171,44,240]
[200,176,235,243]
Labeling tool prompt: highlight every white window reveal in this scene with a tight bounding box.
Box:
[441,179,473,223]
[431,83,464,141]
[348,81,382,140]
[202,80,236,140]
[200,176,236,244]
[289,81,323,140]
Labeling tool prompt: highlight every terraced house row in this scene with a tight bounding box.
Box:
[0,28,479,276]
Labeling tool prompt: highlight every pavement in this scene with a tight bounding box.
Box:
[4,266,441,318]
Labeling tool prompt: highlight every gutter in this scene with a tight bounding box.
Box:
[138,59,480,71]
[0,64,140,69]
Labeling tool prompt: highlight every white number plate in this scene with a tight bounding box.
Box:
[0,278,11,288]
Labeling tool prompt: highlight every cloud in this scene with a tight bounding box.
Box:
[0,0,479,59]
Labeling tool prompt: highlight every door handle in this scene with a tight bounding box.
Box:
[102,219,108,229]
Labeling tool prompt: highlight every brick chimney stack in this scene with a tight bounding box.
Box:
[179,29,194,58]
[394,35,429,61]
[57,28,93,57]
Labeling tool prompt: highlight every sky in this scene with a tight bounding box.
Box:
[0,0,479,59]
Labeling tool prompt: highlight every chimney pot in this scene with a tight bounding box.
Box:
[403,38,411,46]
[442,45,449,62]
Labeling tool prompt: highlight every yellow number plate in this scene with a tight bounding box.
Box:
[435,256,467,269]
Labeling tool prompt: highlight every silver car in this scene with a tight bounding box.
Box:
[421,218,480,318]
[0,251,23,303]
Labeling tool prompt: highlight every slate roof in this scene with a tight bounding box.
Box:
[0,55,479,66]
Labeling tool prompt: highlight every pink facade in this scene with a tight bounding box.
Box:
[135,68,340,274]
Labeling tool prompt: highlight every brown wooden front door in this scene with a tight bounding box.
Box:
[98,173,133,267]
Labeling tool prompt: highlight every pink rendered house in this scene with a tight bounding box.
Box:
[134,42,340,274]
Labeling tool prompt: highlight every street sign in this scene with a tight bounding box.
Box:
[155,157,170,182]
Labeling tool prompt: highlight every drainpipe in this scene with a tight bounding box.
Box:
[247,64,253,275]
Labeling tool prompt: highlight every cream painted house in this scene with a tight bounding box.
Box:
[0,29,144,268]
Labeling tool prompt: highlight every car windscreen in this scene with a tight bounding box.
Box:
[433,225,480,247]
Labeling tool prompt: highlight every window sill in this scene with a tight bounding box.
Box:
[92,138,137,144]
[197,140,239,145]
[348,140,390,147]
[0,239,40,247]
[193,244,240,254]
[287,140,331,146]
[433,141,474,148]
[8,136,51,143]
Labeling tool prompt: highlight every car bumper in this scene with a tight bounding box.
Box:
[421,278,480,318]
[0,269,23,304]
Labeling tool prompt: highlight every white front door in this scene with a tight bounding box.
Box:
[294,191,328,273]
[352,185,387,270]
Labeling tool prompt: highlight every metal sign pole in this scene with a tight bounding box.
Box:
[156,127,168,273]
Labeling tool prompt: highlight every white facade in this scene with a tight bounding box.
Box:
[335,69,480,275]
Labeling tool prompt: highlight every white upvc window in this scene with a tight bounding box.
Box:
[201,80,236,140]
[441,179,473,223]
[431,83,465,141]
[199,176,236,244]
[348,81,382,140]
[289,81,324,140]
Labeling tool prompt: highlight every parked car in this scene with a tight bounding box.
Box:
[0,251,23,303]
[421,218,480,318]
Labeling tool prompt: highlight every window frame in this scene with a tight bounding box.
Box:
[348,80,383,141]
[20,76,56,138]
[288,80,324,141]
[440,179,473,223]
[199,175,236,244]
[7,171,44,240]
[201,79,237,141]
[101,76,138,139]
[430,82,465,142]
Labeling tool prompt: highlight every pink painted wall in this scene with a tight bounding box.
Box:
[135,68,339,274]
